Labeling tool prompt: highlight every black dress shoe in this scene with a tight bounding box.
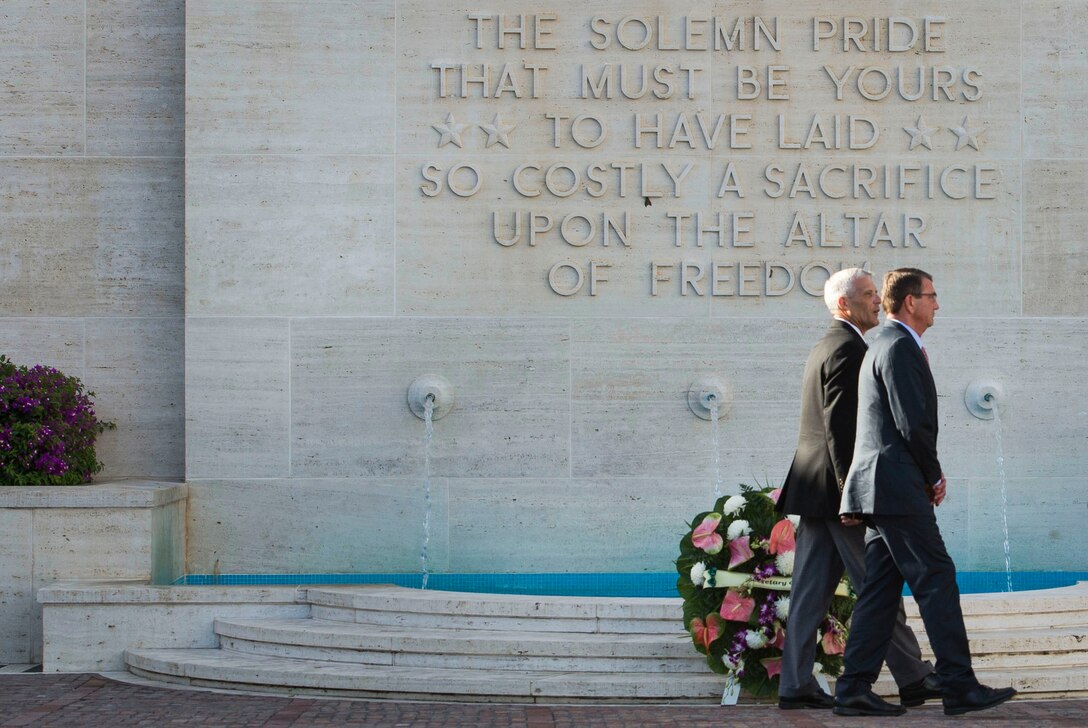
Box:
[899,672,942,707]
[779,689,834,709]
[943,684,1017,716]
[833,690,907,716]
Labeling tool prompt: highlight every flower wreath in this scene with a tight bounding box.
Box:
[676,483,856,698]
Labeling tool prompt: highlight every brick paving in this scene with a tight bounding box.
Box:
[1,674,1086,727]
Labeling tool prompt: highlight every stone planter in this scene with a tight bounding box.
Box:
[0,480,186,663]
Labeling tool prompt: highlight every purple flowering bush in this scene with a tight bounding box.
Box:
[0,355,114,486]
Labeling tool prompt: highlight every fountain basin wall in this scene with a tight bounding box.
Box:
[39,581,307,672]
[39,576,1088,684]
[0,481,186,663]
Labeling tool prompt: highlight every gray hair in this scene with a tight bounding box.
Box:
[823,267,873,314]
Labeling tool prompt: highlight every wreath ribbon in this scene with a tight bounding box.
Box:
[706,569,851,597]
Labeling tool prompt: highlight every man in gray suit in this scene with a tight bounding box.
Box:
[777,268,938,710]
[833,268,1017,717]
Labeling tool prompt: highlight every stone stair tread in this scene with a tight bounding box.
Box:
[904,581,1088,617]
[124,648,727,700]
[216,617,689,652]
[306,586,680,620]
[871,661,1088,696]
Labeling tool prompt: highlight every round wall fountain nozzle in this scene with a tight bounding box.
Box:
[687,376,732,420]
[408,375,454,420]
[965,380,1003,420]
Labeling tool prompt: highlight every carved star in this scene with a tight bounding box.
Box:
[480,113,517,149]
[432,113,470,148]
[950,116,984,151]
[903,116,939,150]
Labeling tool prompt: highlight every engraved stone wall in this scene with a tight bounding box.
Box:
[182,1,1088,575]
[4,1,1085,576]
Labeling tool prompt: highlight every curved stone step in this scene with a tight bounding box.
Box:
[904,582,1088,632]
[126,646,1086,702]
[215,618,699,672]
[914,626,1088,668]
[306,586,680,634]
[872,662,1088,699]
[124,648,726,702]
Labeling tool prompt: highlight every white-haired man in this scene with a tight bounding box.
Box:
[776,268,939,710]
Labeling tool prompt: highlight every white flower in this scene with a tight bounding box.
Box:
[726,519,751,541]
[787,514,800,527]
[690,562,707,587]
[745,629,768,649]
[775,550,795,576]
[775,596,791,621]
[722,495,746,515]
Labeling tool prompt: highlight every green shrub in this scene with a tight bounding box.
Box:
[0,355,114,485]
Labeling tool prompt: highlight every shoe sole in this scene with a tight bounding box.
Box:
[779,702,832,710]
[943,692,1016,716]
[833,707,907,717]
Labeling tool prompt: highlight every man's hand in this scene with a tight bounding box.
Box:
[840,514,864,527]
[927,474,947,506]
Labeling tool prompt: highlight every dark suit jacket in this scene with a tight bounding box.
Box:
[777,320,867,518]
[840,320,942,515]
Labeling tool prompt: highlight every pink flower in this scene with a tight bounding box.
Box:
[770,624,786,650]
[719,589,755,622]
[769,487,782,503]
[692,513,724,554]
[822,627,847,655]
[690,613,725,652]
[761,656,783,677]
[768,518,796,555]
[728,536,754,568]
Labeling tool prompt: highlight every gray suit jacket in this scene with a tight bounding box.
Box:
[840,320,942,515]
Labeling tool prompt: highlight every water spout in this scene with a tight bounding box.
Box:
[420,395,434,590]
[992,406,1013,592]
[687,376,731,421]
[966,380,1012,590]
[965,380,1003,420]
[409,376,453,590]
[687,376,731,500]
[408,375,454,420]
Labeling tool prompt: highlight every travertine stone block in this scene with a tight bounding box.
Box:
[571,317,824,478]
[446,478,715,572]
[186,318,290,479]
[186,0,395,154]
[926,319,1088,480]
[1023,160,1088,316]
[0,482,186,662]
[0,509,33,662]
[1023,0,1088,159]
[86,318,185,480]
[0,159,183,316]
[291,318,570,478]
[86,0,185,157]
[186,156,395,316]
[34,509,152,585]
[186,479,450,575]
[965,477,1086,571]
[0,0,83,155]
[0,319,85,378]
[40,583,307,672]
